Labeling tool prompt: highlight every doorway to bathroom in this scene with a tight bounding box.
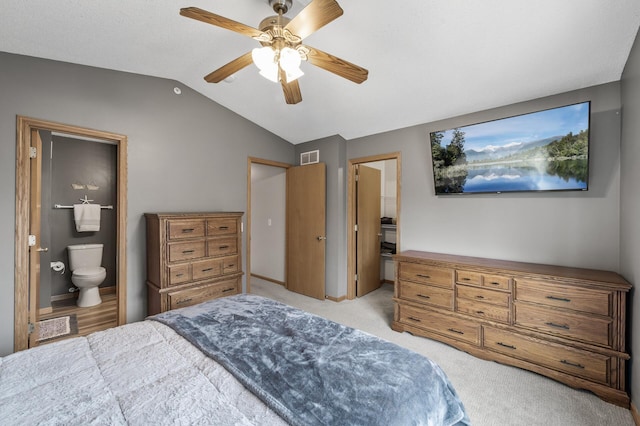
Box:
[14,116,128,352]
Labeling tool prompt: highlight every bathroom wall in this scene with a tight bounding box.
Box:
[43,134,118,304]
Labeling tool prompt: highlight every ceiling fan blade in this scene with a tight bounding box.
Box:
[280,70,302,104]
[204,51,254,83]
[305,46,368,84]
[180,7,265,39]
[284,0,343,40]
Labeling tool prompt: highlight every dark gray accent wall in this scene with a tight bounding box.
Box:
[49,135,118,298]
[621,26,640,413]
[0,52,295,356]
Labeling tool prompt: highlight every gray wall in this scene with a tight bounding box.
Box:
[347,83,622,271]
[621,27,640,413]
[0,52,295,356]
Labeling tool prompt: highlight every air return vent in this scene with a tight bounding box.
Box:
[300,150,319,165]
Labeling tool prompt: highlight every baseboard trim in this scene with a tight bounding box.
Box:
[325,294,346,302]
[38,306,53,316]
[50,285,116,302]
[631,401,640,425]
[251,274,284,286]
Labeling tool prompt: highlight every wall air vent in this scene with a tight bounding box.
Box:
[300,150,319,165]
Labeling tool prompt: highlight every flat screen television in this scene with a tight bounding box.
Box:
[429,101,590,195]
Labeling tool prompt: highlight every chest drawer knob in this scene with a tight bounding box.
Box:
[547,295,571,303]
[497,342,517,350]
[416,294,431,299]
[545,321,570,330]
[222,287,235,293]
[416,274,431,279]
[181,228,195,233]
[560,359,585,369]
[176,297,193,305]
[448,328,464,335]
[407,316,421,323]
[219,245,230,249]
[182,249,195,254]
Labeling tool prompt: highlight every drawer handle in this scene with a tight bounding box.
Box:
[222,287,235,293]
[489,281,501,286]
[181,228,195,233]
[496,342,517,350]
[462,277,471,281]
[416,274,431,279]
[219,226,229,230]
[545,322,570,330]
[407,316,421,323]
[475,311,485,315]
[182,250,195,254]
[219,245,230,250]
[560,360,585,369]
[416,294,431,299]
[447,328,464,335]
[226,264,235,268]
[201,268,214,272]
[475,295,485,300]
[176,298,193,305]
[175,273,184,277]
[546,295,571,303]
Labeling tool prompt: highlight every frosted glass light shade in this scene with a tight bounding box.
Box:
[252,47,279,83]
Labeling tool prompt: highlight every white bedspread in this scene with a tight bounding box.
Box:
[0,321,287,425]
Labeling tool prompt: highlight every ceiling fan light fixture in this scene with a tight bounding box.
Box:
[252,46,279,82]
[279,47,304,82]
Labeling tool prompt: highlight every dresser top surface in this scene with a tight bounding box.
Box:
[394,250,631,289]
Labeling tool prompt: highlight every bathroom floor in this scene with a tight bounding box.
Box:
[37,292,118,346]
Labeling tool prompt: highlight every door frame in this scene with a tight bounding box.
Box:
[14,116,128,352]
[246,157,291,293]
[347,152,401,300]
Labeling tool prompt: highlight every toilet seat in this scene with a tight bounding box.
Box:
[72,266,106,278]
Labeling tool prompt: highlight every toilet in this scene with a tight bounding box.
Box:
[67,244,106,307]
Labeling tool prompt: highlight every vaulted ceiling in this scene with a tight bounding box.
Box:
[2,0,639,144]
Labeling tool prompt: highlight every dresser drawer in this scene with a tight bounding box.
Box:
[515,303,612,347]
[168,279,239,310]
[192,258,222,281]
[457,285,510,307]
[484,326,611,385]
[515,279,612,316]
[398,281,453,310]
[168,220,206,240]
[398,263,453,288]
[207,218,238,236]
[456,270,511,290]
[398,304,480,345]
[222,256,240,275]
[456,298,510,323]
[168,241,206,262]
[208,237,238,257]
[168,264,191,286]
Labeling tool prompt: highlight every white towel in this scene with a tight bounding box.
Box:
[73,204,101,232]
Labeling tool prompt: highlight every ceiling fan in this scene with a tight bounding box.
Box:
[180,0,368,104]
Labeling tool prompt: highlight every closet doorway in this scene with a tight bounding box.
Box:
[347,152,401,299]
[14,116,127,352]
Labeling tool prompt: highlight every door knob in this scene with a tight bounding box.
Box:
[317,236,327,241]
[36,247,49,252]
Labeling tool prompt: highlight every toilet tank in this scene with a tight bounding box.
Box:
[68,244,104,270]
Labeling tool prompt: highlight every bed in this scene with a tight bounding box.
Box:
[0,294,469,425]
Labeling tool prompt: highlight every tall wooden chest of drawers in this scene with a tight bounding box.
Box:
[392,250,631,407]
[145,212,243,315]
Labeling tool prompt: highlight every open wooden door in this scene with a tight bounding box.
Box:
[356,165,381,297]
[286,163,326,300]
[28,129,44,347]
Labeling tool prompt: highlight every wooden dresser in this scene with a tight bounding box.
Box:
[392,250,631,407]
[145,212,243,315]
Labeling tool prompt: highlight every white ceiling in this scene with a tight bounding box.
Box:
[2,0,640,144]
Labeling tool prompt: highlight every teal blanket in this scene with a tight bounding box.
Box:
[150,294,470,426]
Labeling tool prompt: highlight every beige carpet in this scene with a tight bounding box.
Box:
[251,278,633,426]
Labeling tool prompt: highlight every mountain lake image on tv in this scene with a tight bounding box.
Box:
[430,101,590,195]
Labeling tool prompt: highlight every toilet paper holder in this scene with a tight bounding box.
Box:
[50,261,66,274]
